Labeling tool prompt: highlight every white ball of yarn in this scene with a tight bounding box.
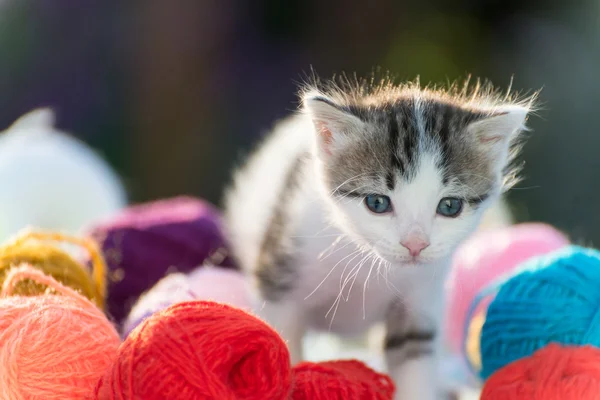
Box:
[0,108,127,242]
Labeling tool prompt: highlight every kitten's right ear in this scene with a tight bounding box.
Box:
[303,93,365,156]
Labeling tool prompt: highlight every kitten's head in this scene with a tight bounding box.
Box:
[302,76,537,266]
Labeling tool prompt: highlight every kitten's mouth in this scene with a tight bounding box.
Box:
[376,250,432,266]
[398,256,426,266]
[369,244,436,266]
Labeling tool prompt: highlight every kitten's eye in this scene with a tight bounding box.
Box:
[365,195,393,214]
[437,197,463,218]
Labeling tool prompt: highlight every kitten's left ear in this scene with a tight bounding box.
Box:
[467,105,530,163]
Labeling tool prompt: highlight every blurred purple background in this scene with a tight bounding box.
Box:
[1,0,599,242]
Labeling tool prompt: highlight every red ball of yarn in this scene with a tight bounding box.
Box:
[292,360,395,400]
[94,301,292,400]
[481,344,600,400]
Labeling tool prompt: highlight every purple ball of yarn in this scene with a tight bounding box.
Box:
[86,196,237,324]
[122,266,252,337]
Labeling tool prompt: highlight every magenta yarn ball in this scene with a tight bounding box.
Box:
[86,196,237,324]
[444,222,569,354]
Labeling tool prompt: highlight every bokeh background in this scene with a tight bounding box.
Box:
[1,0,599,242]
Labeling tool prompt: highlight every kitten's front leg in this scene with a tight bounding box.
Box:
[384,289,443,400]
[256,300,306,365]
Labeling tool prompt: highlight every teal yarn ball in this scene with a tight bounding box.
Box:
[479,245,600,380]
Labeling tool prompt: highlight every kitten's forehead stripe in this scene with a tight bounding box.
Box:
[387,109,402,190]
[326,95,499,200]
[432,103,451,182]
[400,103,418,180]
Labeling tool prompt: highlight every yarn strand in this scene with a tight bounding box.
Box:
[0,229,107,307]
[9,230,107,298]
[1,265,96,309]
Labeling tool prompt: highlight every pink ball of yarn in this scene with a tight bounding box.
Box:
[444,222,569,354]
[0,265,121,400]
[122,266,252,337]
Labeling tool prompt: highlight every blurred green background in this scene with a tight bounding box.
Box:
[0,0,599,243]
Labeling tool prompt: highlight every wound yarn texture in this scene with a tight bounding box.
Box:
[480,245,600,379]
[481,344,600,400]
[95,300,292,400]
[292,360,395,400]
[0,229,106,308]
[0,265,120,400]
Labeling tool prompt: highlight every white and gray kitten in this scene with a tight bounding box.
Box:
[224,75,535,400]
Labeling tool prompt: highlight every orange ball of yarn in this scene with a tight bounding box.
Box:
[0,229,107,308]
[481,344,600,400]
[0,265,120,400]
[291,360,395,400]
[94,301,292,400]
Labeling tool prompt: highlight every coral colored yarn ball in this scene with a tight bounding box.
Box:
[86,196,237,324]
[0,266,120,400]
[95,301,292,400]
[291,360,395,400]
[445,222,569,353]
[481,344,600,400]
[122,267,252,337]
[480,246,600,380]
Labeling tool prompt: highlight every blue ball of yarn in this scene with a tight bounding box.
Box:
[479,245,600,380]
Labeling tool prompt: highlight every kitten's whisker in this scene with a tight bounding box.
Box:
[380,260,404,300]
[337,248,364,291]
[450,176,484,203]
[331,184,371,205]
[292,233,345,239]
[329,257,364,330]
[339,250,366,292]
[318,238,354,262]
[346,251,373,301]
[317,234,347,259]
[455,172,495,184]
[328,173,371,196]
[309,246,361,301]
[510,185,540,190]
[326,249,367,327]
[362,256,378,320]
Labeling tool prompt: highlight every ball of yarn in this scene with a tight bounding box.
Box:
[0,265,120,400]
[479,245,600,379]
[86,196,237,324]
[94,301,292,400]
[445,222,569,353]
[0,108,126,244]
[481,344,600,400]
[0,229,106,308]
[291,360,395,400]
[122,266,252,337]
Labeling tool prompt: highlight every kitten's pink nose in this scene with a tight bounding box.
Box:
[400,237,430,257]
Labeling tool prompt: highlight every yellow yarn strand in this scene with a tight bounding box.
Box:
[466,310,486,372]
[0,229,107,308]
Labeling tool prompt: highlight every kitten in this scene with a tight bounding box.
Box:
[224,75,536,400]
